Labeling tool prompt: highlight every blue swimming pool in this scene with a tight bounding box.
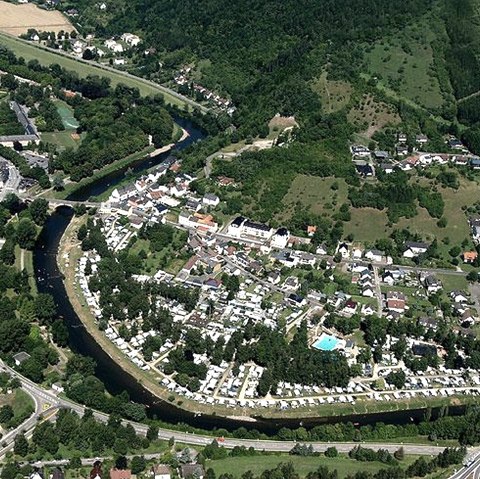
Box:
[312,334,339,351]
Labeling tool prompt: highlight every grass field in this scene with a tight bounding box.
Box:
[363,15,448,110]
[0,33,189,106]
[347,94,401,138]
[277,175,349,222]
[0,0,74,36]
[281,173,476,249]
[41,130,83,150]
[208,454,418,478]
[311,72,353,113]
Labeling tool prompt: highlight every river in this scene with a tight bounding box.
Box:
[32,116,467,435]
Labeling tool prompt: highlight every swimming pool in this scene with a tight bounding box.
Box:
[312,333,340,351]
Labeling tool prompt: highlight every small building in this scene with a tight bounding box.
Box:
[51,382,65,393]
[463,251,478,263]
[13,351,30,366]
[416,134,428,145]
[151,465,171,479]
[202,193,220,207]
[403,241,428,258]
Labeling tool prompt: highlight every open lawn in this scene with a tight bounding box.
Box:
[208,454,418,479]
[41,130,83,151]
[311,72,353,113]
[278,175,349,222]
[0,33,189,106]
[437,274,469,292]
[0,1,75,36]
[347,94,401,138]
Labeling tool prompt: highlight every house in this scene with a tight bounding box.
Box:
[51,382,64,393]
[202,193,220,207]
[378,163,395,174]
[30,470,43,479]
[451,291,469,303]
[362,286,375,297]
[121,33,141,47]
[307,225,317,237]
[364,249,384,263]
[242,220,273,239]
[151,465,171,479]
[416,134,428,145]
[471,158,480,170]
[316,244,328,255]
[227,216,245,237]
[423,275,442,294]
[448,138,464,150]
[403,241,428,258]
[356,164,374,177]
[386,297,406,313]
[454,155,469,166]
[343,300,358,315]
[396,145,408,156]
[268,271,281,285]
[271,227,290,249]
[461,310,476,324]
[418,317,439,331]
[463,251,478,263]
[13,351,30,366]
[350,145,371,157]
[180,464,204,479]
[374,150,390,161]
[109,469,131,479]
[397,132,407,143]
[113,58,125,66]
[337,242,349,258]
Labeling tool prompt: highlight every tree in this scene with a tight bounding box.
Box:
[28,199,49,226]
[146,424,159,441]
[0,404,14,423]
[115,456,128,470]
[325,447,338,457]
[51,319,69,347]
[131,456,146,474]
[16,218,37,250]
[34,293,57,325]
[14,432,29,457]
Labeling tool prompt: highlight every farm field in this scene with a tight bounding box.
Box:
[208,454,419,479]
[0,0,75,36]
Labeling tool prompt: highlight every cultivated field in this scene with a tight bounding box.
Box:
[0,0,75,36]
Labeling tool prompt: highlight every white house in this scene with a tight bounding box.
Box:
[151,465,171,479]
[242,220,273,239]
[364,249,384,263]
[227,216,245,237]
[403,241,428,258]
[271,227,290,249]
[337,242,349,258]
[121,33,142,47]
[114,58,125,66]
[202,193,220,207]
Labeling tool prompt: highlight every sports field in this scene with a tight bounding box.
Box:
[0,0,75,36]
[55,100,79,129]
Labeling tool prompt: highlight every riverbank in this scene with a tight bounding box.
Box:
[57,216,479,424]
[47,145,155,201]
